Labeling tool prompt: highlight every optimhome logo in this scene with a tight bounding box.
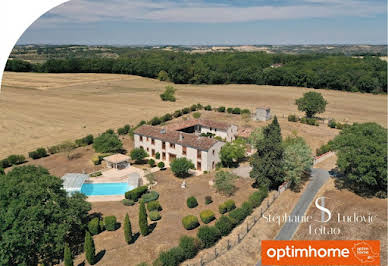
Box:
[262,240,380,265]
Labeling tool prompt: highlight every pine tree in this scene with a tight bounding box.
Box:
[250,116,285,189]
[84,231,95,265]
[138,200,149,236]
[64,243,73,266]
[124,213,133,244]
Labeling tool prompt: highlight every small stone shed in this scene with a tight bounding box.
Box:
[253,107,271,121]
[103,154,130,170]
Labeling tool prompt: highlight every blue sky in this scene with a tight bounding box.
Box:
[18,0,387,45]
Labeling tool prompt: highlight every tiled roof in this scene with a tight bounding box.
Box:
[165,119,231,131]
[103,154,130,163]
[134,125,220,151]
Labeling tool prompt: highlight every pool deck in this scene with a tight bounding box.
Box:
[87,195,125,202]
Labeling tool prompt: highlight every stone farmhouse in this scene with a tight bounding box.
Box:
[133,119,238,171]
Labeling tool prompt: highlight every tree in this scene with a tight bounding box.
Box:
[295,91,327,118]
[248,127,264,147]
[124,213,133,244]
[130,148,148,163]
[84,231,95,265]
[139,200,149,236]
[331,123,387,197]
[93,132,122,153]
[157,70,169,81]
[219,141,246,168]
[170,158,195,178]
[214,171,238,196]
[250,116,285,189]
[0,165,91,265]
[283,135,313,189]
[160,85,176,102]
[64,243,73,266]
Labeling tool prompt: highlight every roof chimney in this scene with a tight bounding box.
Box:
[160,127,166,134]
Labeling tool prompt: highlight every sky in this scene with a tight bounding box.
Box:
[18,0,387,45]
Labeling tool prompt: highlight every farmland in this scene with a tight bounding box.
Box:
[0,71,386,159]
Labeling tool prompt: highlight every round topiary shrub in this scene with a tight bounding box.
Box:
[104,216,117,231]
[148,159,156,167]
[157,161,165,169]
[122,199,135,206]
[187,196,198,208]
[179,236,202,259]
[149,211,161,221]
[205,196,212,205]
[182,215,200,230]
[142,191,159,203]
[197,225,221,248]
[147,200,162,211]
[200,210,215,224]
[88,217,100,235]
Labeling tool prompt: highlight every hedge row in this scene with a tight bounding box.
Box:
[218,199,236,214]
[125,185,148,201]
[28,147,48,160]
[0,154,25,169]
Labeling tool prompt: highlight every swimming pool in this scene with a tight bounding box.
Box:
[81,182,134,196]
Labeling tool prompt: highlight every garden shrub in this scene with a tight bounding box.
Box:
[300,117,319,126]
[158,247,185,266]
[196,103,203,110]
[0,158,11,169]
[219,199,235,214]
[104,216,117,231]
[88,217,100,235]
[200,210,215,224]
[205,196,212,205]
[219,203,227,214]
[99,220,105,232]
[232,107,241,114]
[204,105,212,111]
[124,213,133,244]
[173,110,182,118]
[48,145,60,154]
[228,208,247,224]
[161,113,172,122]
[182,107,190,114]
[217,106,226,112]
[130,148,148,163]
[147,200,162,211]
[160,86,176,102]
[139,200,149,236]
[227,107,233,113]
[76,134,94,146]
[155,152,160,159]
[0,168,4,175]
[186,196,198,208]
[105,129,114,134]
[125,185,148,201]
[328,119,336,128]
[241,109,250,114]
[316,143,332,156]
[7,154,25,165]
[122,199,135,206]
[288,114,298,122]
[192,112,201,119]
[215,215,235,236]
[248,188,268,208]
[149,211,161,221]
[29,147,48,160]
[142,191,159,203]
[93,131,122,153]
[197,226,221,248]
[148,159,156,167]
[157,161,165,169]
[84,231,95,265]
[179,236,201,259]
[150,116,162,126]
[182,215,199,230]
[241,201,253,216]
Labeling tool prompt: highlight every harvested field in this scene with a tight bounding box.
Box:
[293,179,387,265]
[1,72,386,158]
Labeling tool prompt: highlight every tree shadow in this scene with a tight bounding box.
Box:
[115,222,121,230]
[149,222,157,234]
[95,250,106,264]
[130,232,140,244]
[77,261,85,266]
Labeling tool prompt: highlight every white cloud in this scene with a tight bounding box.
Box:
[31,0,386,28]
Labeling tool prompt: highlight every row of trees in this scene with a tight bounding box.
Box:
[6,51,386,93]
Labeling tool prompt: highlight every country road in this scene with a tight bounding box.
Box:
[257,168,330,265]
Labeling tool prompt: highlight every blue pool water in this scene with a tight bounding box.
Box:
[81,182,134,196]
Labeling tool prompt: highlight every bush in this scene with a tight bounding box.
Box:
[104,216,117,231]
[219,199,235,214]
[89,171,102,177]
[130,148,148,163]
[227,107,233,113]
[241,201,253,216]
[29,147,48,160]
[170,157,195,178]
[157,161,165,169]
[88,217,100,235]
[142,191,159,203]
[197,226,221,248]
[149,211,161,221]
[182,215,199,230]
[139,200,149,236]
[316,143,332,156]
[179,236,201,259]
[192,112,201,119]
[187,196,198,208]
[158,247,185,266]
[288,114,298,122]
[125,185,148,201]
[0,168,4,175]
[147,200,162,211]
[214,171,238,195]
[190,104,198,112]
[196,103,203,110]
[215,215,235,236]
[228,208,247,224]
[7,154,25,165]
[300,117,319,126]
[150,116,162,126]
[204,105,212,111]
[93,132,122,153]
[173,110,182,118]
[155,152,160,159]
[241,109,250,114]
[200,210,215,224]
[148,159,156,167]
[217,106,226,112]
[161,113,172,122]
[124,213,133,244]
[182,107,190,114]
[205,196,212,205]
[232,107,241,114]
[160,86,176,102]
[84,231,95,265]
[0,158,11,169]
[75,134,94,146]
[99,220,105,232]
[328,119,336,128]
[249,188,268,208]
[122,199,135,206]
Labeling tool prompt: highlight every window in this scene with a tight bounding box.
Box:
[151,138,155,145]
[197,151,201,160]
[162,152,166,160]
[162,141,166,149]
[170,143,175,149]
[212,150,215,156]
[197,161,201,170]
[140,136,143,141]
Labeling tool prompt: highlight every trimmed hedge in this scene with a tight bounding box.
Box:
[142,191,159,203]
[249,188,268,208]
[215,215,235,236]
[288,114,298,122]
[7,154,25,165]
[158,246,185,266]
[149,211,161,221]
[28,147,48,160]
[125,185,148,201]
[200,210,215,224]
[182,215,199,230]
[179,236,201,259]
[147,200,162,212]
[88,217,100,235]
[157,161,165,169]
[122,199,135,206]
[228,208,247,224]
[104,216,117,231]
[219,199,236,214]
[197,226,221,248]
[241,201,253,216]
[186,196,198,208]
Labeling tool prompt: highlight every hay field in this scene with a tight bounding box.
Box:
[0,71,386,158]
